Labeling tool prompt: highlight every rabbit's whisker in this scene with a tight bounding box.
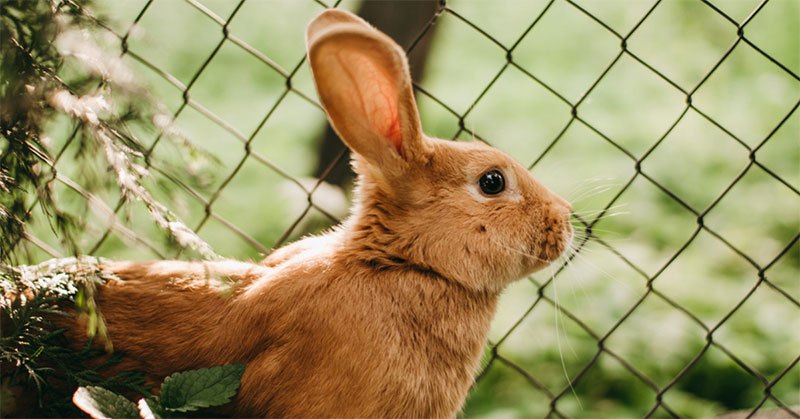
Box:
[485,236,554,265]
[562,177,619,202]
[570,203,628,217]
[571,214,628,226]
[570,228,628,241]
[551,251,583,410]
[568,185,616,205]
[484,233,594,389]
[587,212,630,222]
[570,224,621,233]
[563,241,637,293]
[566,181,623,205]
[558,249,592,323]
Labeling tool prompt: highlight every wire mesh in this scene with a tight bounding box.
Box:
[11,0,799,417]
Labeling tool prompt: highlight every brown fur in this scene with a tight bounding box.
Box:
[54,9,573,417]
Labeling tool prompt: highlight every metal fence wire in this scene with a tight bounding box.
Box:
[11,0,799,417]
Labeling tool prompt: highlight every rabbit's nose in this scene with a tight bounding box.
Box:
[555,195,572,213]
[547,194,572,220]
[556,201,573,233]
[563,207,572,224]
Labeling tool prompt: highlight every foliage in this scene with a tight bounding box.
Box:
[1,257,245,417]
[73,364,245,419]
[1,0,84,262]
[73,387,140,419]
[0,0,218,264]
[158,364,246,412]
[0,257,148,416]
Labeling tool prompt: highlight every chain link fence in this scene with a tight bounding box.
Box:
[10,0,799,417]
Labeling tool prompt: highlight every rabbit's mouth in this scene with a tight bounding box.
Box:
[536,218,574,265]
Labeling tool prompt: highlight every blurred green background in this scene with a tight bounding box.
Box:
[21,0,799,417]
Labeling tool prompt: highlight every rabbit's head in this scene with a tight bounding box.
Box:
[307,10,573,293]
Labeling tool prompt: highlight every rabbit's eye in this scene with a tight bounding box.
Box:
[479,170,505,195]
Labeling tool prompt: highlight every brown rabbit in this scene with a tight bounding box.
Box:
[59,8,573,417]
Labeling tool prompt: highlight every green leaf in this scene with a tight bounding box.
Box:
[159,363,245,412]
[73,386,139,419]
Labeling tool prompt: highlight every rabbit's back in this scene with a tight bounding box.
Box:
[61,248,495,417]
[59,260,272,378]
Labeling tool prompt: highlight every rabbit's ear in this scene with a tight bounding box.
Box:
[307,10,428,174]
[307,8,371,37]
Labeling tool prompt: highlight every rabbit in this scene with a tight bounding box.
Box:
[52,8,574,418]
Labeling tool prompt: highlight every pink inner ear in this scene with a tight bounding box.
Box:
[338,50,403,154]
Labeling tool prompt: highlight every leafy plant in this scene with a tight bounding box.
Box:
[0,0,219,264]
[73,387,140,419]
[73,364,246,419]
[1,2,223,413]
[0,257,151,416]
